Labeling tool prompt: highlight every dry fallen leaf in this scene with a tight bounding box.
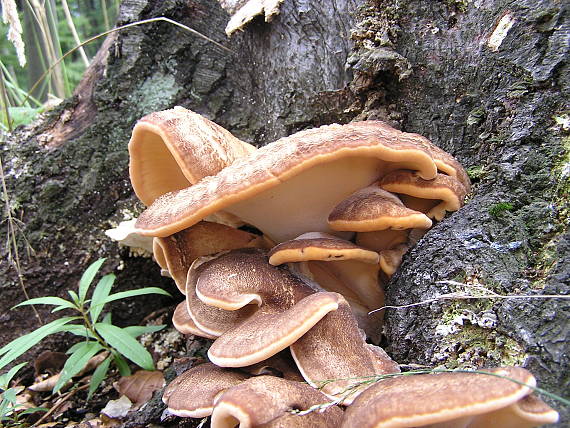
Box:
[114,370,165,408]
[101,395,132,419]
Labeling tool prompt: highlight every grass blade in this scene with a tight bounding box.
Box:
[13,296,76,310]
[0,317,78,370]
[87,355,111,400]
[123,325,166,337]
[54,341,104,392]
[95,323,154,370]
[78,258,106,303]
[0,362,27,389]
[113,352,131,377]
[102,287,171,305]
[89,273,115,323]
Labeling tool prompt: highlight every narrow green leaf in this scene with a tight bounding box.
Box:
[102,312,112,324]
[54,342,104,392]
[113,352,131,376]
[124,325,166,337]
[0,317,79,371]
[60,324,96,339]
[68,290,80,305]
[79,258,106,303]
[89,273,115,323]
[19,406,48,416]
[103,287,171,305]
[95,323,154,370]
[66,340,93,355]
[13,296,76,310]
[87,355,111,400]
[2,388,17,404]
[0,362,27,389]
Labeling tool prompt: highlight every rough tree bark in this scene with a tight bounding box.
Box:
[0,0,567,426]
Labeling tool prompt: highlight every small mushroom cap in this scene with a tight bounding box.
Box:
[379,244,409,277]
[172,301,217,339]
[467,393,559,428]
[129,106,255,206]
[272,233,384,343]
[355,229,409,252]
[242,351,304,382]
[208,291,342,367]
[153,221,266,294]
[210,375,343,428]
[105,219,154,254]
[341,367,537,428]
[328,185,433,232]
[268,232,380,266]
[186,259,257,337]
[379,170,468,221]
[135,121,444,240]
[162,363,250,418]
[290,298,399,405]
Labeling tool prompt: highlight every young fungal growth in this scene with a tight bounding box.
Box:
[268,232,385,342]
[153,221,267,293]
[340,367,559,428]
[162,363,250,418]
[378,170,468,221]
[210,375,344,428]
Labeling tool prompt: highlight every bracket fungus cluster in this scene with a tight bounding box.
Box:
[123,107,558,426]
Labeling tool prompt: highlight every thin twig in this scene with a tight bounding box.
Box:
[369,281,570,314]
[21,16,233,106]
[31,383,89,427]
[0,156,42,325]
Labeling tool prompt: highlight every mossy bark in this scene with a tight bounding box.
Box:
[0,0,567,425]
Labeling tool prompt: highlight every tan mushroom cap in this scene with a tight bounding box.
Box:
[135,121,449,241]
[162,362,250,418]
[290,298,399,405]
[188,249,342,367]
[340,366,542,428]
[379,244,409,277]
[468,393,559,428]
[210,375,344,428]
[328,185,433,232]
[172,300,217,339]
[268,232,380,266]
[379,170,468,221]
[129,106,255,206]
[186,258,258,337]
[242,351,305,382]
[355,228,409,253]
[153,221,266,294]
[269,233,384,343]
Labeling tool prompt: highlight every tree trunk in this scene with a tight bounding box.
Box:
[1,0,567,425]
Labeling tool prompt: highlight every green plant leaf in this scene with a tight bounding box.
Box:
[95,323,154,370]
[54,342,104,392]
[0,317,79,371]
[79,258,106,303]
[89,273,115,323]
[87,355,111,400]
[0,363,27,389]
[60,324,95,339]
[124,325,166,337]
[102,287,171,304]
[113,352,131,377]
[12,296,76,310]
[102,312,112,324]
[68,290,80,305]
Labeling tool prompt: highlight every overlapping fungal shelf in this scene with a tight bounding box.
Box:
[126,107,558,427]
